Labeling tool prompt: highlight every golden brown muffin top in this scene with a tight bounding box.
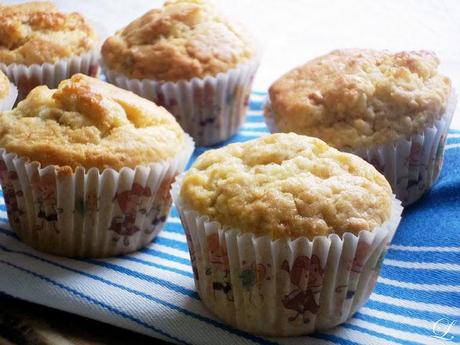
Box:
[180,133,393,240]
[0,70,9,99]
[267,49,451,149]
[0,74,185,172]
[101,0,255,81]
[0,1,97,65]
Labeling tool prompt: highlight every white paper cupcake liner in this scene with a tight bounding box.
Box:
[0,50,100,101]
[172,177,403,336]
[0,83,18,111]
[104,59,259,146]
[265,91,457,206]
[0,135,194,258]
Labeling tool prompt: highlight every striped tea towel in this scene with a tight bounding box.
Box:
[0,92,459,345]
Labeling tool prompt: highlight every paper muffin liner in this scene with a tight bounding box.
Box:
[104,58,259,146]
[0,83,18,111]
[0,135,194,258]
[265,90,457,206]
[172,177,403,336]
[0,50,100,101]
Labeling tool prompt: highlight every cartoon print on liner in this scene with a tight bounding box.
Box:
[334,240,371,315]
[281,255,324,323]
[239,261,271,304]
[30,172,61,233]
[206,233,233,301]
[109,182,152,246]
[0,161,24,226]
[75,190,100,228]
[396,142,425,202]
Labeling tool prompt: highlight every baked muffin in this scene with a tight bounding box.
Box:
[102,0,259,146]
[0,2,100,100]
[0,74,194,257]
[265,49,456,205]
[173,133,402,336]
[0,70,17,111]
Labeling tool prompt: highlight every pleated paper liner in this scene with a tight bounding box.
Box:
[265,91,457,206]
[0,83,18,111]
[104,58,260,147]
[0,135,194,258]
[172,177,403,336]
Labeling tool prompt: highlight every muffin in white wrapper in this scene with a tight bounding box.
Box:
[172,177,402,336]
[105,59,259,147]
[0,2,104,100]
[0,134,194,258]
[0,83,18,112]
[265,90,457,206]
[172,133,403,336]
[101,0,260,146]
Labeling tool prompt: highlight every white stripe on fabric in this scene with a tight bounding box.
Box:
[446,143,460,150]
[0,211,8,220]
[152,244,190,260]
[238,131,267,137]
[384,259,460,271]
[124,252,193,273]
[158,231,188,244]
[168,217,182,224]
[249,94,267,102]
[390,245,460,252]
[370,293,460,316]
[247,110,263,117]
[359,307,460,336]
[447,133,460,139]
[323,325,400,345]
[377,277,460,292]
[242,122,267,129]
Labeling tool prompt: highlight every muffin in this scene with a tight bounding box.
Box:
[0,70,17,111]
[0,74,194,258]
[102,0,259,146]
[0,2,100,100]
[172,133,402,336]
[265,49,456,205]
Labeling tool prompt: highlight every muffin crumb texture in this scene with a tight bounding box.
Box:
[181,133,393,239]
[0,1,97,65]
[0,71,10,99]
[0,74,184,171]
[102,0,255,81]
[267,49,451,149]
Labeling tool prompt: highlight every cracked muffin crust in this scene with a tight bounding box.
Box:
[0,74,185,171]
[266,49,451,149]
[180,133,392,239]
[101,0,255,81]
[0,1,97,65]
[0,70,10,99]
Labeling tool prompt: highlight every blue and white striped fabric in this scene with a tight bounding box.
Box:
[0,92,459,345]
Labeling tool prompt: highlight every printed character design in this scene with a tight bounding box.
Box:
[144,174,177,234]
[195,83,220,131]
[206,233,233,301]
[154,87,179,120]
[75,191,100,229]
[433,134,447,179]
[31,172,60,233]
[406,142,426,190]
[335,241,371,300]
[239,262,270,304]
[185,230,199,280]
[109,183,151,246]
[281,255,324,323]
[365,247,387,298]
[0,161,24,226]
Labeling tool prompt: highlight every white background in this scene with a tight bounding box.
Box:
[4,0,460,128]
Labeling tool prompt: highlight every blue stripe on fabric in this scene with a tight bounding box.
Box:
[341,323,421,345]
[380,265,460,285]
[152,236,189,252]
[140,248,191,265]
[0,204,6,211]
[365,299,460,322]
[373,283,460,308]
[120,256,193,278]
[385,250,460,263]
[0,258,190,345]
[85,259,199,299]
[0,244,279,345]
[163,222,186,234]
